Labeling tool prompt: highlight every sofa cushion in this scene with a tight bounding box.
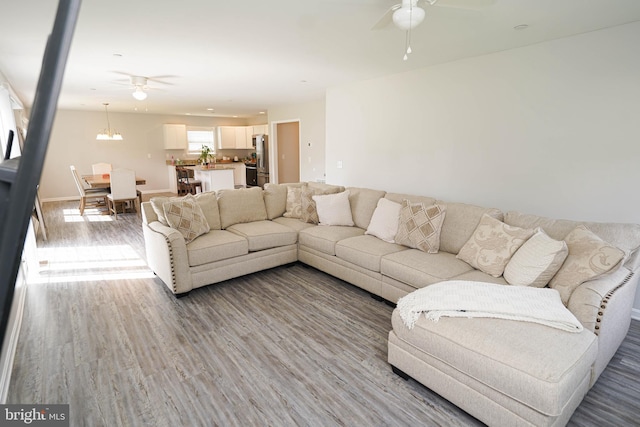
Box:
[395,201,446,254]
[301,184,342,224]
[163,198,211,243]
[186,230,248,267]
[227,220,298,252]
[391,310,598,417]
[263,183,293,219]
[365,198,402,243]
[313,191,354,226]
[346,187,386,230]
[385,193,437,207]
[150,192,221,230]
[504,211,640,255]
[217,187,268,229]
[549,225,625,305]
[451,269,509,285]
[381,250,473,288]
[336,235,407,273]
[299,226,365,256]
[504,228,569,287]
[272,216,316,232]
[457,214,535,278]
[283,184,304,218]
[436,201,503,255]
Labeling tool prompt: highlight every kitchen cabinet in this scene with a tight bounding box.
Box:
[218,126,253,149]
[163,124,187,150]
[217,126,237,149]
[194,168,235,192]
[252,124,268,136]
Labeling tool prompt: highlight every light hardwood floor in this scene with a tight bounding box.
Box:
[7,199,640,426]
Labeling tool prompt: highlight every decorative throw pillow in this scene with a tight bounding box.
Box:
[365,198,402,243]
[504,228,569,287]
[150,195,185,226]
[312,190,354,226]
[163,198,210,243]
[301,185,341,224]
[395,200,446,253]
[549,225,625,305]
[456,214,535,277]
[283,185,304,219]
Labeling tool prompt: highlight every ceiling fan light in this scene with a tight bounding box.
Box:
[132,87,147,101]
[393,6,425,30]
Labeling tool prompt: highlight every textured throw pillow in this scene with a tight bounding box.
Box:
[283,185,304,219]
[549,225,625,305]
[312,190,354,226]
[163,198,210,243]
[150,195,185,226]
[456,214,535,277]
[365,198,402,243]
[395,200,446,253]
[301,185,341,224]
[504,228,569,287]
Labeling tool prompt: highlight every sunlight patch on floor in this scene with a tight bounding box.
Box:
[62,207,112,222]
[30,244,155,284]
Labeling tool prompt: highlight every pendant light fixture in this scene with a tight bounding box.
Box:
[96,103,123,140]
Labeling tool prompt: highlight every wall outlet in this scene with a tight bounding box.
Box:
[337,160,343,169]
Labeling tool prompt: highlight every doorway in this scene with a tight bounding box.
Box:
[276,121,300,184]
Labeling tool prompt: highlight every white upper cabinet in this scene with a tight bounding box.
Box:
[235,127,253,149]
[163,124,187,149]
[218,126,237,149]
[252,124,268,136]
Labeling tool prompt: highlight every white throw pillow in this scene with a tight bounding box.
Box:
[504,228,569,287]
[312,190,354,226]
[365,198,402,243]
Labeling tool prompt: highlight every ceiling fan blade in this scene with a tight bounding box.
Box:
[371,4,401,30]
[429,0,495,10]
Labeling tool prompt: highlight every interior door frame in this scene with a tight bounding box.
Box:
[269,119,301,185]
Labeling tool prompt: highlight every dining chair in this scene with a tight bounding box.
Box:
[107,169,138,219]
[70,165,109,215]
[176,166,202,195]
[92,162,112,175]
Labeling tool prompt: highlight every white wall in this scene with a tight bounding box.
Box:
[268,99,326,183]
[40,110,248,200]
[325,22,640,311]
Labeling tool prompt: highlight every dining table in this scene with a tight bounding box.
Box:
[82,174,146,189]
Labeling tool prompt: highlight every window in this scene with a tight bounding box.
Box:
[187,126,215,155]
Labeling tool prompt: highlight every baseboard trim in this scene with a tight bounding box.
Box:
[632,308,640,321]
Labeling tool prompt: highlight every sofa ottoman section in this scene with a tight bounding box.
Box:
[187,230,249,267]
[299,226,365,256]
[381,250,473,288]
[389,310,598,426]
[227,220,298,252]
[335,235,407,272]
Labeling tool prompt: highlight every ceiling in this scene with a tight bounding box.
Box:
[1,0,640,118]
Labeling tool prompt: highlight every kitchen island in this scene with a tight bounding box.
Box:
[192,166,235,192]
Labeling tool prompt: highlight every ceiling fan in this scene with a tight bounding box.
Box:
[373,0,495,60]
[111,72,177,101]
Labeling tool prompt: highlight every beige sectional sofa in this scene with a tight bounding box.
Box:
[141,183,640,427]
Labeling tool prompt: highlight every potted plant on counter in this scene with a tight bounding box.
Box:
[199,145,214,168]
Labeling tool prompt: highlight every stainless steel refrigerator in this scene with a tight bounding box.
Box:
[254,134,269,187]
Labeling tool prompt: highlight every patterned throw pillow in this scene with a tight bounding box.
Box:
[283,185,304,219]
[549,225,625,305]
[503,228,569,287]
[301,185,341,224]
[395,200,446,253]
[456,214,535,277]
[163,198,210,243]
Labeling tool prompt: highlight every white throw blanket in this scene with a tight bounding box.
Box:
[397,281,583,333]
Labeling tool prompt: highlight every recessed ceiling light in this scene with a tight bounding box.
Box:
[185,113,191,116]
[233,115,238,118]
[259,111,265,115]
[514,24,529,31]
[207,108,214,111]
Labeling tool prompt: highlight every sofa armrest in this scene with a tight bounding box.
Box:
[568,266,637,383]
[143,221,193,295]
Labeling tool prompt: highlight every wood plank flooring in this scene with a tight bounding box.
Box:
[7,199,640,426]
